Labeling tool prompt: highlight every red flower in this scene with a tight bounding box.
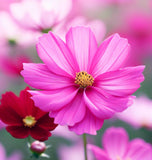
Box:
[0,87,58,141]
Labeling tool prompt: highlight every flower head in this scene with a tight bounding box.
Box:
[21,26,145,135]
[0,87,58,141]
[88,127,152,160]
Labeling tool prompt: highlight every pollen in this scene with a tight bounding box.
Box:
[75,71,94,88]
[23,115,37,128]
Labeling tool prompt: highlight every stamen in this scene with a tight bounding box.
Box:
[23,115,37,128]
[75,71,94,88]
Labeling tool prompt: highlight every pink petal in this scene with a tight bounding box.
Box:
[95,66,145,96]
[49,92,86,126]
[29,86,78,112]
[88,144,110,160]
[90,34,129,77]
[21,63,74,90]
[125,139,152,160]
[37,31,78,77]
[66,26,98,72]
[69,110,104,135]
[84,88,131,119]
[102,127,129,159]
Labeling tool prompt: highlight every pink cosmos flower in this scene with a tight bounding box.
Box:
[10,0,72,32]
[0,143,22,160]
[117,96,152,129]
[21,26,145,135]
[88,127,152,160]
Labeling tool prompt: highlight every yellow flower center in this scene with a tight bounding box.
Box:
[23,115,37,128]
[75,71,94,88]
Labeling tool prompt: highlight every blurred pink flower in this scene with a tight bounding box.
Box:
[0,54,31,77]
[116,12,152,65]
[0,143,22,160]
[88,127,152,160]
[21,26,144,135]
[0,12,34,77]
[0,44,32,77]
[117,96,152,129]
[0,11,39,46]
[10,0,72,32]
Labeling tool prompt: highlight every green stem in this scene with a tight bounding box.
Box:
[28,136,32,144]
[83,134,88,160]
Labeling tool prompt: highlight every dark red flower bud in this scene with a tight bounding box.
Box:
[30,141,46,154]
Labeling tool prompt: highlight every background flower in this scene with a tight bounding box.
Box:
[117,96,152,129]
[0,87,58,141]
[10,0,72,32]
[88,127,152,160]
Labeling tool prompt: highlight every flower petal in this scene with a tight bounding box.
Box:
[21,63,74,90]
[69,110,104,135]
[0,92,23,125]
[95,66,145,96]
[6,126,30,139]
[19,87,47,119]
[91,34,130,77]
[84,88,115,119]
[88,144,110,160]
[37,31,78,77]
[49,92,86,126]
[102,127,129,159]
[84,87,134,119]
[30,126,51,141]
[125,139,152,160]
[29,86,78,112]
[66,26,98,72]
[37,113,58,130]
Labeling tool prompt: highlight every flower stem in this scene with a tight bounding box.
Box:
[28,136,32,144]
[83,134,88,160]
